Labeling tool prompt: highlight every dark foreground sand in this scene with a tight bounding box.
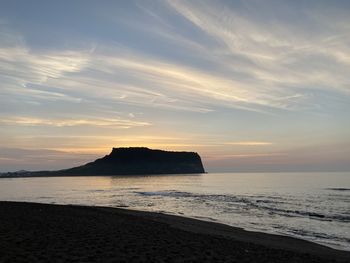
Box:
[0,202,349,263]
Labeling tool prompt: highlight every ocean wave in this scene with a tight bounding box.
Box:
[325,188,350,191]
[134,190,350,223]
[251,204,350,222]
[286,227,350,243]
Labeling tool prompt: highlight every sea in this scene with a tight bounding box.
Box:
[0,172,349,251]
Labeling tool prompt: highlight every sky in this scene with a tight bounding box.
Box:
[0,0,349,172]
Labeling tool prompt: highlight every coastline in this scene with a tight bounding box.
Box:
[0,201,349,262]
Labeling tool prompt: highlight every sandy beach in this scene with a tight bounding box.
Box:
[0,201,349,263]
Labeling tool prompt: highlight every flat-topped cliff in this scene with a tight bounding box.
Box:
[0,147,205,177]
[61,147,205,175]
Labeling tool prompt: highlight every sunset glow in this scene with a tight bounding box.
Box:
[1,0,349,172]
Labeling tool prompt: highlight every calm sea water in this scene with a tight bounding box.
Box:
[0,172,349,251]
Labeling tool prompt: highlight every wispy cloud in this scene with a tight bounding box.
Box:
[0,46,89,86]
[205,152,285,161]
[0,116,150,129]
[0,1,349,172]
[166,0,350,98]
[0,38,91,106]
[2,2,349,116]
[1,22,332,116]
[225,141,272,146]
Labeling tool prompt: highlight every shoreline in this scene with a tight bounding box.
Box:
[0,173,206,179]
[0,201,349,262]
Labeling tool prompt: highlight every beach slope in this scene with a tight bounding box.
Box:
[0,201,348,262]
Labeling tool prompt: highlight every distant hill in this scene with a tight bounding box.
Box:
[1,147,205,177]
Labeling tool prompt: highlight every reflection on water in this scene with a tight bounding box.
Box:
[0,172,349,251]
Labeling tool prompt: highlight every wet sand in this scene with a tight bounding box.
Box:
[0,201,349,262]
